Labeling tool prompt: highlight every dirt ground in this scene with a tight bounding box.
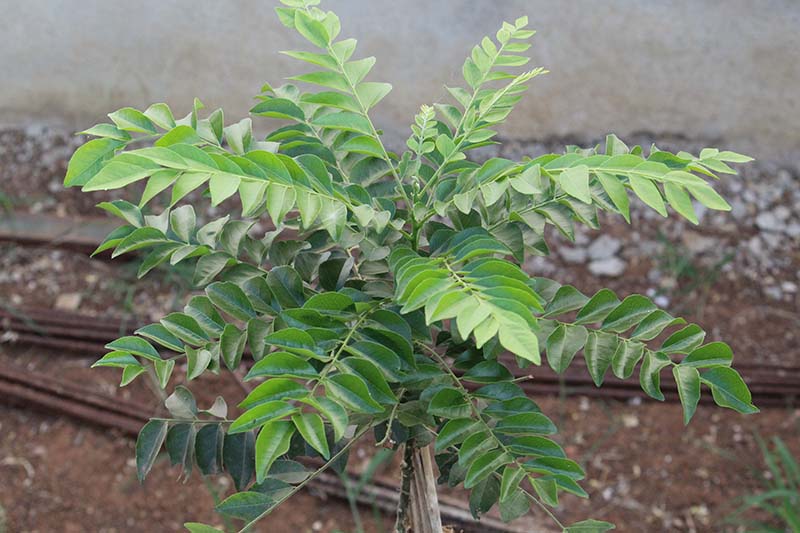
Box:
[2,340,799,533]
[1,127,799,532]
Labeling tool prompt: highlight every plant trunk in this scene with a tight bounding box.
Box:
[395,441,443,533]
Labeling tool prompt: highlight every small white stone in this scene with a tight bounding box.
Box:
[781,281,797,293]
[559,246,587,264]
[764,286,783,300]
[756,212,785,232]
[654,295,670,308]
[588,257,626,277]
[588,235,622,260]
[681,231,717,254]
[55,292,81,310]
[785,223,800,239]
[774,205,791,221]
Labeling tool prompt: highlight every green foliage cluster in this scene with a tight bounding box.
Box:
[65,1,756,531]
[730,436,800,532]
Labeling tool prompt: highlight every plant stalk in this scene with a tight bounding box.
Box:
[395,441,443,533]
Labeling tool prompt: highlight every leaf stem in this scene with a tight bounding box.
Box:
[237,424,372,533]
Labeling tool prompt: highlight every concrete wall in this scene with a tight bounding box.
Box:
[2,0,798,166]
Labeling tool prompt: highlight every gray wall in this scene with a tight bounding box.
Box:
[2,1,798,166]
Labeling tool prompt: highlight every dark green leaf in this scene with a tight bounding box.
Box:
[136,419,168,481]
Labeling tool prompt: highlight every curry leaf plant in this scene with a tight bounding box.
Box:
[66,1,757,531]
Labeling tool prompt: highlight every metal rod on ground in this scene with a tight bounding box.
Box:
[3,308,798,407]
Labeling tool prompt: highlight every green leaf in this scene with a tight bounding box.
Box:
[251,97,306,121]
[546,324,588,373]
[265,183,296,226]
[135,323,184,352]
[661,324,705,354]
[307,397,349,442]
[543,285,589,317]
[596,172,630,222]
[206,281,256,321]
[292,413,330,459]
[325,374,384,414]
[664,183,698,224]
[499,490,529,522]
[564,519,616,532]
[165,386,198,419]
[83,158,156,192]
[557,165,591,203]
[339,135,384,158]
[629,175,667,217]
[239,378,309,409]
[435,419,481,453]
[64,138,124,187]
[229,400,297,435]
[495,412,557,436]
[294,10,330,47]
[630,310,684,341]
[111,227,168,257]
[216,491,272,521]
[601,295,657,333]
[160,313,210,346]
[428,388,472,419]
[105,336,160,361]
[356,82,392,109]
[220,324,247,370]
[312,112,372,135]
[469,475,500,519]
[682,342,733,368]
[255,420,295,483]
[583,331,620,386]
[700,367,758,414]
[507,436,566,458]
[265,328,320,360]
[165,423,195,477]
[184,523,224,533]
[170,172,211,206]
[496,310,540,364]
[673,365,701,424]
[100,199,145,226]
[109,107,157,133]
[574,289,619,325]
[245,352,319,380]
[610,340,645,380]
[92,351,140,369]
[144,103,176,129]
[79,123,131,141]
[195,424,223,476]
[135,419,167,481]
[224,431,255,491]
[154,359,175,389]
[156,125,203,147]
[500,465,526,502]
[290,71,350,92]
[639,350,671,400]
[464,450,511,489]
[462,360,513,383]
[186,347,213,380]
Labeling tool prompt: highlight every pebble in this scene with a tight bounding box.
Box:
[559,246,587,264]
[55,292,82,311]
[755,211,785,232]
[588,235,622,260]
[681,231,717,255]
[764,286,783,300]
[781,281,797,293]
[785,223,800,239]
[588,257,626,277]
